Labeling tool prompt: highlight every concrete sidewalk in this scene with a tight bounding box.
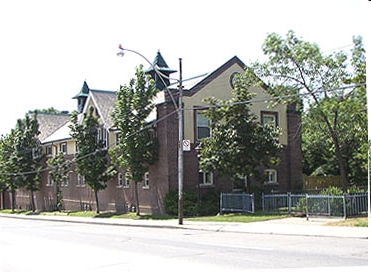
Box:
[0,213,368,239]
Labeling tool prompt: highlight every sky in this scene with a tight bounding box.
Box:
[0,0,369,136]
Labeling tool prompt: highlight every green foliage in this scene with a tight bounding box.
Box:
[319,186,343,196]
[70,107,116,213]
[197,191,219,216]
[250,31,367,189]
[164,190,198,217]
[6,112,44,212]
[47,152,71,211]
[111,65,159,215]
[199,71,282,188]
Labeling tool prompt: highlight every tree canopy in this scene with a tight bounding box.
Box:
[249,31,366,189]
[70,107,116,213]
[198,71,282,191]
[111,65,159,215]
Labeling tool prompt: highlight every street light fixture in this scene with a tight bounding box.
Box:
[117,45,184,225]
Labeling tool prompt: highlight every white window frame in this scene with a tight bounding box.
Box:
[196,110,211,141]
[124,174,130,188]
[77,174,86,187]
[97,127,108,148]
[143,172,149,189]
[264,169,278,184]
[199,171,213,186]
[47,174,53,187]
[60,142,67,154]
[261,111,278,127]
[117,172,124,187]
[61,177,69,187]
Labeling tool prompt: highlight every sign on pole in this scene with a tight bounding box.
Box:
[182,139,191,151]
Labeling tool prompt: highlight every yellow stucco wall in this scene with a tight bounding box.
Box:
[183,63,287,145]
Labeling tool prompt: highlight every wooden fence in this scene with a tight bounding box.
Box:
[303,176,342,190]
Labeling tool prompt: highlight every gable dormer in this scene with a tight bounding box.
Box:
[145,51,177,90]
[72,81,90,113]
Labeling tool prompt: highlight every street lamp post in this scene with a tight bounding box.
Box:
[178,58,183,225]
[117,46,184,224]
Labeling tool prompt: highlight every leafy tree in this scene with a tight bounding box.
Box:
[198,72,282,192]
[47,152,71,211]
[11,112,43,212]
[0,132,17,210]
[248,31,366,190]
[29,107,65,114]
[0,131,24,211]
[70,107,116,213]
[111,65,159,216]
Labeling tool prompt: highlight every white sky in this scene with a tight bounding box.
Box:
[0,0,369,136]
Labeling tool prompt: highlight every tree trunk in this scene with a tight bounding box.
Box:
[30,189,36,212]
[56,182,61,212]
[134,182,140,216]
[318,108,349,191]
[94,190,100,214]
[11,188,15,212]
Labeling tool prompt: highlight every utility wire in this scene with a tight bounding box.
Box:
[0,83,365,177]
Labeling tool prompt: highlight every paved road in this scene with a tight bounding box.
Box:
[0,216,368,271]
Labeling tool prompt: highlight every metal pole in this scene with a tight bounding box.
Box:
[178,58,184,225]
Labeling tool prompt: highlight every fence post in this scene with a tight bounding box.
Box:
[262,193,265,214]
[288,192,292,214]
[306,194,309,221]
[343,194,347,219]
[327,194,331,216]
[252,193,255,214]
[220,193,223,215]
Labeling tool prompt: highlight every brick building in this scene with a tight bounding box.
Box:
[6,53,302,214]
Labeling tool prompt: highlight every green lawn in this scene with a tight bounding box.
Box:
[0,209,367,227]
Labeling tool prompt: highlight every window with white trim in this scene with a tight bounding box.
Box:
[261,111,278,127]
[47,174,53,186]
[196,110,211,140]
[61,176,69,187]
[117,173,124,187]
[77,174,86,187]
[46,145,53,157]
[143,172,149,189]
[60,142,67,154]
[199,171,213,186]
[264,169,277,184]
[124,174,130,188]
[97,127,107,148]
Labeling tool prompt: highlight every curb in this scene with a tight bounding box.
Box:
[0,213,368,239]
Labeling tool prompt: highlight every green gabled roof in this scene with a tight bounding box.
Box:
[72,80,90,99]
[145,51,177,73]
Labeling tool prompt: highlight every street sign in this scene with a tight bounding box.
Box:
[182,139,191,151]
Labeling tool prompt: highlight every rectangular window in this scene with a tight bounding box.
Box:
[199,171,213,186]
[77,174,86,187]
[97,127,107,148]
[143,172,149,189]
[196,110,211,140]
[46,145,53,157]
[61,173,71,187]
[261,111,278,127]
[115,132,120,145]
[117,173,123,187]
[124,174,130,188]
[47,174,53,186]
[60,143,67,154]
[264,169,277,184]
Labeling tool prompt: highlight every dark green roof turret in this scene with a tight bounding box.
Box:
[72,81,90,113]
[146,51,176,90]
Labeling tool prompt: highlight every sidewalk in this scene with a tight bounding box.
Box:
[0,213,368,239]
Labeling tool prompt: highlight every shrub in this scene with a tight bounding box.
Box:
[164,190,198,217]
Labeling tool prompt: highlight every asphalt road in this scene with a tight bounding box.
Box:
[0,217,368,272]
